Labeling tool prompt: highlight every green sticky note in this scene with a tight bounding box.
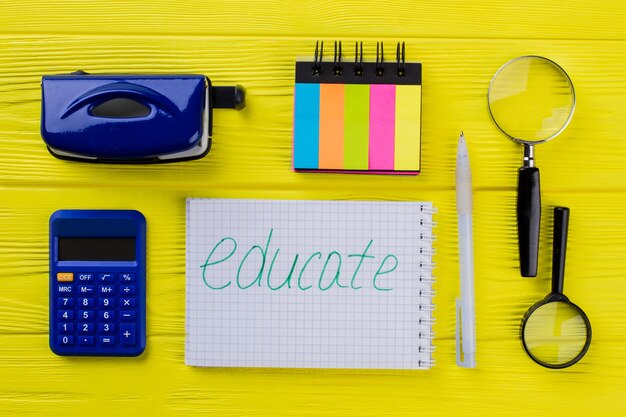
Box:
[343,84,370,170]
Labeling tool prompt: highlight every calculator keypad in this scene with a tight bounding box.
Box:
[52,271,143,355]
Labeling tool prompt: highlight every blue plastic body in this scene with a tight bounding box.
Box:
[41,74,208,160]
[49,210,146,356]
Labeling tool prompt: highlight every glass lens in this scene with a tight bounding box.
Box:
[488,56,575,143]
[523,301,589,366]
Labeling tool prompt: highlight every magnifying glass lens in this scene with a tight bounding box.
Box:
[488,57,575,142]
[523,301,589,367]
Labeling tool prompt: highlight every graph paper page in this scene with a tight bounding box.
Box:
[186,199,435,369]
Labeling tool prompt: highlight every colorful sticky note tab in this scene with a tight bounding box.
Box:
[293,83,320,170]
[319,84,344,169]
[293,61,422,174]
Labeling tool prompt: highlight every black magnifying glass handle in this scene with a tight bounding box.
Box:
[518,166,541,277]
[552,207,570,294]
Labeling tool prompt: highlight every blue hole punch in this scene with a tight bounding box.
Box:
[41,71,245,163]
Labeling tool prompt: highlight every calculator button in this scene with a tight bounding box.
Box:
[78,297,94,308]
[78,323,94,333]
[98,298,115,308]
[98,273,115,282]
[120,324,136,346]
[99,310,115,321]
[99,323,115,333]
[57,297,73,307]
[99,336,115,346]
[58,335,74,345]
[78,285,94,295]
[120,310,136,321]
[56,272,74,282]
[119,273,135,282]
[57,322,73,333]
[119,298,135,308]
[77,273,94,282]
[119,285,135,295]
[57,284,73,294]
[78,310,94,321]
[98,285,115,295]
[58,310,73,320]
[78,336,95,346]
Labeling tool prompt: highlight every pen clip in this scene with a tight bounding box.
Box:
[456,298,476,368]
[456,297,463,366]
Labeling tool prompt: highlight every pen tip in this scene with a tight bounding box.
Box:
[460,130,464,137]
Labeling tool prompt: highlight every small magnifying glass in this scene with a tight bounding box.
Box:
[521,207,591,369]
[488,56,576,277]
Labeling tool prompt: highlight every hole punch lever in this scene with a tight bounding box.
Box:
[212,85,246,110]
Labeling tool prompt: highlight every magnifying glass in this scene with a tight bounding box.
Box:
[521,207,591,368]
[487,56,576,277]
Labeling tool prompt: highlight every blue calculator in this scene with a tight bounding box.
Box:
[49,210,146,356]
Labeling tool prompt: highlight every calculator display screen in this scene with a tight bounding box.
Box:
[58,238,136,261]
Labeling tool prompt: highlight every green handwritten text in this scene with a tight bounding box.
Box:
[200,230,398,292]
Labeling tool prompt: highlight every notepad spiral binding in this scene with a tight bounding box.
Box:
[418,204,437,368]
[305,41,419,84]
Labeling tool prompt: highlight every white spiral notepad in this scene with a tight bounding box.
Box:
[185,199,436,369]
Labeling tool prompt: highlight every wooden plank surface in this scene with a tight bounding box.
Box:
[2,0,626,40]
[1,0,625,416]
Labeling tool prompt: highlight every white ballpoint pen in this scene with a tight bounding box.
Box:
[456,131,476,368]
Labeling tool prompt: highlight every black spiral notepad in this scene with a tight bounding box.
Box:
[293,41,423,174]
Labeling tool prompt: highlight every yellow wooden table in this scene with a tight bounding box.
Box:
[1,1,625,415]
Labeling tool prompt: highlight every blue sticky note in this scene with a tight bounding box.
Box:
[293,83,320,169]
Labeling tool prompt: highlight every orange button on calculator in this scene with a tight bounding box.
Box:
[56,272,74,282]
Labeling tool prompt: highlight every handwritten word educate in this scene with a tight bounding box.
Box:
[200,229,398,292]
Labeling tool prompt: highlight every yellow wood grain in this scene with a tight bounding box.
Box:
[1,0,626,415]
[2,0,626,41]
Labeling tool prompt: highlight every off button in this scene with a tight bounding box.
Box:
[77,273,94,282]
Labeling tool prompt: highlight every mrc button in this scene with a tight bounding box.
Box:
[57,285,73,294]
